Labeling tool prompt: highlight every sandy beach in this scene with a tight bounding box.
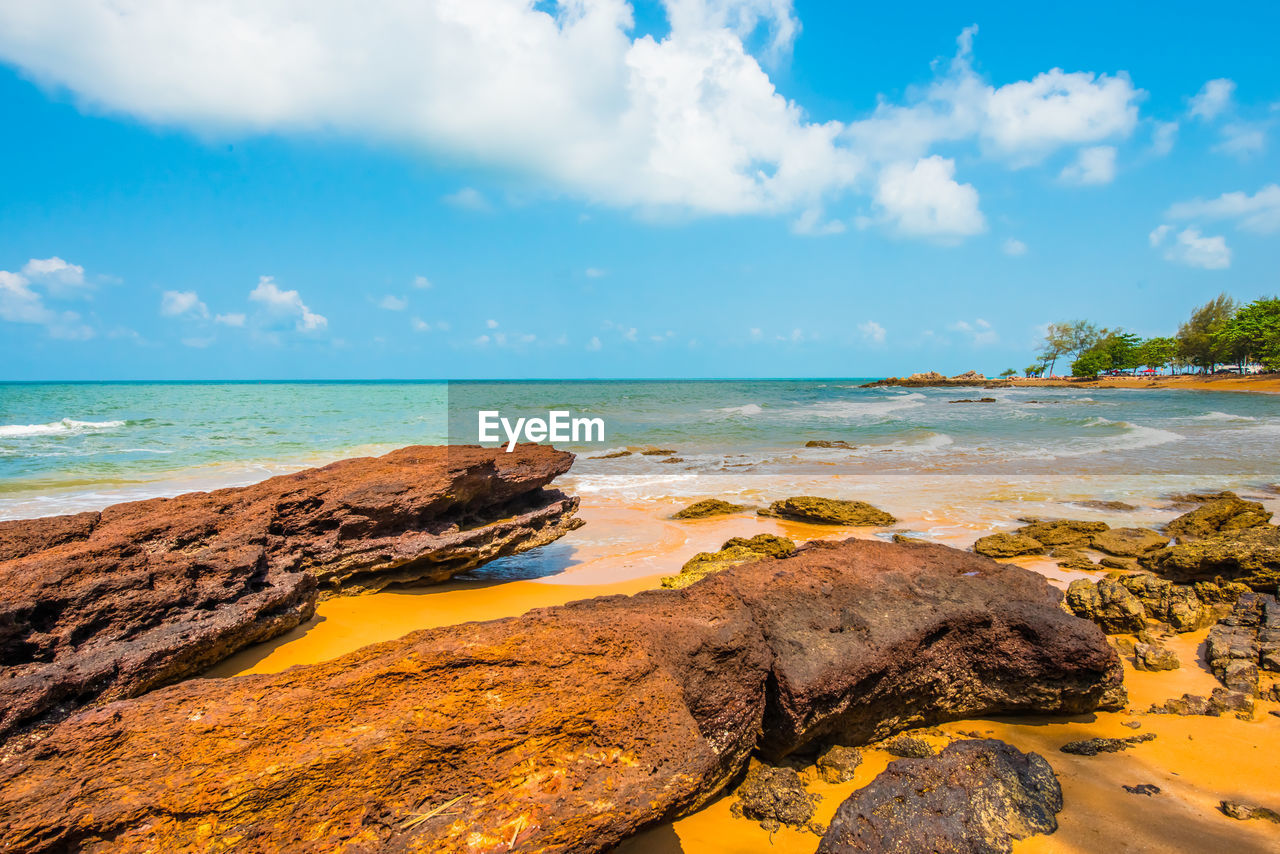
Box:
[1004,374,1280,394]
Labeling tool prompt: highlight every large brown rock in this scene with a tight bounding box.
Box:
[1065,577,1147,634]
[1165,498,1272,542]
[1141,526,1280,589]
[973,532,1045,558]
[1204,592,1280,696]
[1016,519,1109,548]
[817,739,1062,854]
[0,539,1122,854]
[0,444,582,744]
[1091,527,1169,557]
[759,496,897,526]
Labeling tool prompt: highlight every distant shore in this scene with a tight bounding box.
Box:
[865,372,1280,394]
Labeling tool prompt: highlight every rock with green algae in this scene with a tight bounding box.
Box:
[660,534,796,589]
[1117,574,1211,632]
[1165,498,1272,542]
[672,498,749,519]
[1141,526,1280,589]
[882,734,935,758]
[730,763,822,833]
[974,532,1045,558]
[1091,527,1169,557]
[1133,642,1180,671]
[1065,577,1147,634]
[805,440,857,449]
[1015,519,1110,548]
[759,496,897,526]
[815,745,863,784]
[1052,547,1098,571]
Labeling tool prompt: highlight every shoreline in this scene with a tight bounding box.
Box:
[868,373,1280,394]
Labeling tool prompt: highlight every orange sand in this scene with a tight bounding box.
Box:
[1005,374,1280,394]
[219,497,1280,853]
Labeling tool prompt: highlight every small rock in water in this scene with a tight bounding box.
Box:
[588,449,631,459]
[638,447,677,456]
[1219,801,1280,823]
[815,745,863,784]
[730,763,821,833]
[1123,784,1161,796]
[759,496,897,526]
[672,498,749,519]
[948,397,997,403]
[805,440,856,449]
[882,734,935,758]
[1074,500,1139,512]
[659,456,684,464]
[661,534,796,589]
[974,532,1046,558]
[1091,527,1169,557]
[1016,519,1110,549]
[1059,733,1155,756]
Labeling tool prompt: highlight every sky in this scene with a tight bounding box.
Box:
[0,0,1277,380]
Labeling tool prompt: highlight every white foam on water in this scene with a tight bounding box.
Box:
[780,392,927,420]
[0,418,129,438]
[1182,411,1258,423]
[709,403,763,416]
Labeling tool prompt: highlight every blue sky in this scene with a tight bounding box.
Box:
[1,0,1277,380]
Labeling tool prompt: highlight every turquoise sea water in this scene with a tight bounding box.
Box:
[1,380,1277,519]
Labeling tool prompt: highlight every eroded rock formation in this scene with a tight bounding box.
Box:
[0,444,582,743]
[0,538,1121,854]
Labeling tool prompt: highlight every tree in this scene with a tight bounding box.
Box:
[1135,336,1177,373]
[1024,362,1045,377]
[1071,330,1140,377]
[1038,320,1100,376]
[1072,349,1111,377]
[999,368,1017,378]
[1177,294,1237,372]
[1213,297,1280,371]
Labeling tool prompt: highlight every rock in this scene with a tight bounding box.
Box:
[1220,801,1280,823]
[759,496,897,526]
[660,534,796,589]
[1148,688,1255,717]
[1100,556,1141,571]
[948,397,997,403]
[1117,574,1211,632]
[1165,498,1272,542]
[1059,733,1155,756]
[588,449,631,459]
[0,539,1124,854]
[672,498,748,519]
[0,444,582,744]
[1124,784,1161,796]
[1052,547,1098,571]
[1165,490,1239,505]
[815,745,863,784]
[806,440,856,449]
[1091,528,1169,557]
[1141,526,1280,590]
[816,740,1061,854]
[882,734,935,758]
[974,532,1046,558]
[1074,500,1138,512]
[1016,519,1110,549]
[951,370,987,381]
[1133,642,1180,671]
[638,447,677,456]
[1194,578,1252,611]
[660,457,684,464]
[1204,592,1280,696]
[1065,578,1148,634]
[730,763,821,832]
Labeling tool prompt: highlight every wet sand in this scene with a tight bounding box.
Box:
[220,492,1280,852]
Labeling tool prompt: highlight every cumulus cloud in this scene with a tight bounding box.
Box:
[1166,184,1280,233]
[0,258,94,339]
[215,312,246,327]
[1002,237,1028,256]
[378,294,408,311]
[586,336,602,351]
[791,208,846,235]
[1189,78,1235,121]
[0,7,1141,232]
[1215,122,1266,157]
[413,275,432,289]
[1151,226,1231,269]
[160,289,208,318]
[858,320,886,344]
[248,276,327,331]
[949,317,997,346]
[874,156,984,238]
[1059,145,1116,185]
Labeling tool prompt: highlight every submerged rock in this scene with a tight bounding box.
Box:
[638,447,677,456]
[1016,519,1110,549]
[0,444,582,743]
[1059,733,1156,756]
[588,449,631,459]
[1074,500,1138,512]
[759,496,897,526]
[1091,527,1169,557]
[805,440,857,449]
[817,739,1062,854]
[672,498,749,519]
[815,745,863,784]
[730,763,821,833]
[1165,490,1239,505]
[974,532,1045,558]
[1141,526,1280,589]
[1165,498,1272,541]
[660,534,795,589]
[0,538,1123,853]
[948,397,997,403]
[1065,577,1148,634]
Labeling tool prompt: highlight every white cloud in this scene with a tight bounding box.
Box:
[858,320,886,344]
[791,207,846,235]
[586,336,602,351]
[214,312,246,327]
[584,267,607,278]
[0,259,94,339]
[378,294,408,311]
[160,289,208,318]
[1189,78,1234,121]
[486,318,499,329]
[949,317,997,346]
[443,187,492,212]
[1158,227,1231,270]
[474,334,491,346]
[1059,145,1116,185]
[1166,184,1280,233]
[0,9,1139,228]
[248,275,327,331]
[875,156,985,238]
[413,275,431,289]
[411,317,431,332]
[1148,224,1172,246]
[1215,122,1266,157]
[22,256,87,295]
[1150,120,1178,155]
[1002,237,1028,256]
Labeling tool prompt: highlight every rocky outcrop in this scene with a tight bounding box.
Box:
[1165,498,1272,541]
[730,764,821,833]
[1117,574,1212,632]
[1091,528,1169,557]
[660,534,795,589]
[1065,577,1147,633]
[0,538,1122,854]
[759,496,897,526]
[817,740,1062,854]
[974,532,1046,558]
[1204,592,1280,696]
[1149,689,1254,717]
[1017,519,1109,548]
[859,371,990,388]
[0,444,582,744]
[672,498,749,519]
[1141,526,1280,589]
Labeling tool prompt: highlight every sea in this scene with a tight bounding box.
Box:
[1,380,1277,522]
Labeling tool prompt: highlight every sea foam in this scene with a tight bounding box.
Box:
[0,418,127,438]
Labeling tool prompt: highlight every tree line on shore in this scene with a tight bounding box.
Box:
[1018,294,1280,378]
